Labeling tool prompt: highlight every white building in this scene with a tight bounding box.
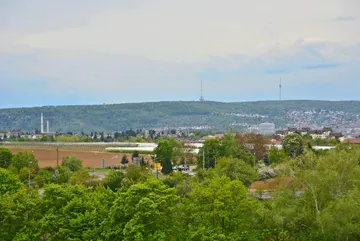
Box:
[259,123,276,135]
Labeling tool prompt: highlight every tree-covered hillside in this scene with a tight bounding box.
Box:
[1,100,360,132]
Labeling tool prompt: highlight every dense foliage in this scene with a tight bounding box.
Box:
[283,133,304,158]
[0,148,13,168]
[0,168,22,195]
[61,156,83,172]
[198,133,256,169]
[2,139,360,240]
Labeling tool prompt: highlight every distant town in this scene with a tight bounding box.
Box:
[1,112,360,147]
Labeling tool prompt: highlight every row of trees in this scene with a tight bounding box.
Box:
[2,128,186,143]
[152,132,308,175]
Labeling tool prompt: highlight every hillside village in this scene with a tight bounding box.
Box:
[2,101,360,134]
[2,124,360,147]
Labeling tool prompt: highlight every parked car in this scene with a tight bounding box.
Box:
[173,165,189,171]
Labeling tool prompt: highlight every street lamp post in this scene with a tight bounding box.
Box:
[154,154,158,179]
[184,152,187,171]
[56,145,59,166]
[93,151,98,173]
[254,152,256,167]
[28,161,32,188]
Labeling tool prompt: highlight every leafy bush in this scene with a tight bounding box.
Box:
[61,156,83,172]
[0,168,23,195]
[0,148,13,168]
[10,150,39,173]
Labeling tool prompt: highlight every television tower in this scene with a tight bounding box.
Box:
[279,78,282,101]
[199,80,205,102]
[279,78,286,129]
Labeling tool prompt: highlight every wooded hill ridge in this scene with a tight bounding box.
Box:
[1,100,360,132]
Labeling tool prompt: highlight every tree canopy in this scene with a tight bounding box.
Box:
[198,132,256,169]
[161,157,173,175]
[1,141,360,240]
[61,156,83,172]
[10,150,39,173]
[0,168,23,196]
[0,148,13,169]
[154,139,173,166]
[283,133,304,157]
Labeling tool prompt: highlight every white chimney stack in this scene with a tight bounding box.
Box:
[47,120,49,133]
[41,113,44,133]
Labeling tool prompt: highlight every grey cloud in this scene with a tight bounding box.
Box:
[1,42,359,104]
[3,0,359,62]
[0,0,144,33]
[1,0,360,105]
[0,49,198,100]
[336,16,355,21]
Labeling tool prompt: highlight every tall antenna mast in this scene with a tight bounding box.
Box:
[199,80,205,102]
[279,77,286,129]
[279,78,282,101]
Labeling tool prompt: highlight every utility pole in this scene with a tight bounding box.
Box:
[93,151,98,172]
[207,149,210,168]
[202,149,205,169]
[56,145,59,166]
[253,152,256,167]
[280,78,282,127]
[183,150,187,170]
[28,161,32,188]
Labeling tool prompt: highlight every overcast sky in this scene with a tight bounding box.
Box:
[1,0,360,108]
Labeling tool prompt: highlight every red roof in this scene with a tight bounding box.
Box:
[248,177,301,192]
[270,140,282,145]
[344,138,360,144]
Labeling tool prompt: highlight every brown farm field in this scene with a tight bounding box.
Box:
[7,146,154,168]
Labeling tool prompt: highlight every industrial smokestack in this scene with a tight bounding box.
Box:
[47,120,49,133]
[41,113,44,133]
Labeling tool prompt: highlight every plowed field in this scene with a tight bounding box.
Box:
[8,147,153,168]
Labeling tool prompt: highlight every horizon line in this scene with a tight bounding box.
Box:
[2,99,360,110]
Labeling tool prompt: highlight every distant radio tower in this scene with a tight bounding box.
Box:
[279,78,282,101]
[199,80,205,102]
[279,77,286,129]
